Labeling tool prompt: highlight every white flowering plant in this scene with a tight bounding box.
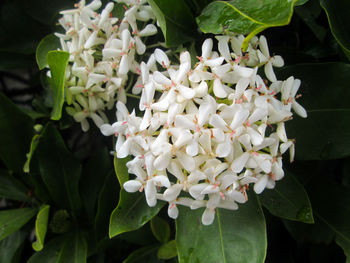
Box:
[0,0,350,262]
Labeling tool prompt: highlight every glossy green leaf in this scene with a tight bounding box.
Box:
[259,171,314,223]
[295,0,309,6]
[157,240,177,260]
[113,155,130,188]
[94,172,118,241]
[197,0,297,50]
[295,2,327,42]
[23,134,41,173]
[109,191,164,238]
[28,236,65,263]
[57,231,87,263]
[283,217,334,244]
[35,123,82,216]
[32,205,50,251]
[123,245,160,263]
[277,63,350,160]
[36,34,60,70]
[0,92,34,173]
[320,0,350,58]
[0,230,27,263]
[109,156,164,238]
[47,50,69,120]
[308,179,350,251]
[176,192,266,263]
[81,148,112,223]
[0,168,29,202]
[147,0,197,47]
[0,208,37,241]
[150,216,171,243]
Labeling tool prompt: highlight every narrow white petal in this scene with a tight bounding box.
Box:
[254,174,269,194]
[213,78,227,98]
[145,180,157,207]
[154,48,170,68]
[201,38,213,59]
[231,152,249,173]
[123,180,142,192]
[202,208,215,225]
[292,101,307,118]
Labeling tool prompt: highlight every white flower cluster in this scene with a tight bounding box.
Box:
[101,34,307,225]
[55,0,157,131]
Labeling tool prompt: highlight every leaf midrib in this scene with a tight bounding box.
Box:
[219,1,295,27]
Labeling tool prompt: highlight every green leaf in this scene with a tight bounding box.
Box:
[109,191,164,238]
[47,50,69,120]
[147,0,198,47]
[295,2,327,42]
[81,148,112,223]
[0,208,37,241]
[0,168,29,202]
[94,172,119,241]
[277,63,350,160]
[123,245,160,263]
[283,217,335,244]
[320,0,350,58]
[113,155,130,188]
[197,0,298,50]
[32,205,50,251]
[157,240,177,260]
[150,216,171,243]
[109,157,164,238]
[36,34,61,70]
[308,179,350,251]
[259,171,314,223]
[0,92,34,173]
[24,134,41,173]
[295,0,309,6]
[57,231,87,263]
[0,230,27,263]
[336,235,350,263]
[176,192,266,263]
[35,123,82,216]
[28,235,66,263]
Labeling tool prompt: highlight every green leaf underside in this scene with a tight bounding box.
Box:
[32,205,50,251]
[147,0,197,47]
[0,168,29,202]
[23,134,41,173]
[150,216,171,243]
[259,171,314,223]
[0,92,34,173]
[47,50,69,120]
[123,245,160,263]
[35,123,82,216]
[176,192,266,263]
[277,63,350,160]
[0,208,37,242]
[197,0,297,49]
[36,34,60,70]
[320,0,350,57]
[56,231,87,263]
[157,240,177,259]
[109,191,164,238]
